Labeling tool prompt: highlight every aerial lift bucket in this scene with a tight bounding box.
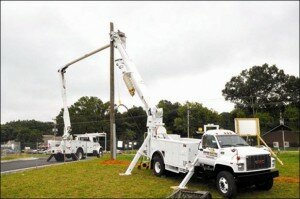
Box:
[168,189,212,199]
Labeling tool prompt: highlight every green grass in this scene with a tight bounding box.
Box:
[1,151,299,198]
[1,153,48,161]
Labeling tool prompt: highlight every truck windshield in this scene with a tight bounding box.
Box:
[216,135,249,148]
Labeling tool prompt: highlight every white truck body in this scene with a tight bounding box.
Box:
[149,135,200,173]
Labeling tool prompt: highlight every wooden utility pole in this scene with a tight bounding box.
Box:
[110,22,116,160]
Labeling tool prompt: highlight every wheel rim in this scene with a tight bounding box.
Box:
[155,161,161,173]
[78,151,82,160]
[219,177,229,194]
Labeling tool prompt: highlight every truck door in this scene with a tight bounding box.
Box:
[198,134,219,166]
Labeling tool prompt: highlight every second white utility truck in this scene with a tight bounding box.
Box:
[47,45,110,162]
[110,30,279,198]
[47,133,105,161]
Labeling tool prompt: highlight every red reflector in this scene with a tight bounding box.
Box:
[237,156,240,160]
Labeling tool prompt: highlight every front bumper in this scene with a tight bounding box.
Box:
[235,169,279,184]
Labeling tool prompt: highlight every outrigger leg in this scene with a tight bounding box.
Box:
[177,157,199,189]
[120,134,151,175]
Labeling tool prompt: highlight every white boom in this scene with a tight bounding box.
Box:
[57,44,110,140]
[111,31,168,175]
[58,69,72,140]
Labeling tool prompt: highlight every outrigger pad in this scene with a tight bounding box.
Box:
[167,189,212,199]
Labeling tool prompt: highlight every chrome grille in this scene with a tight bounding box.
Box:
[246,155,271,171]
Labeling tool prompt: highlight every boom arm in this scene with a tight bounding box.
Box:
[111,31,168,175]
[111,31,165,131]
[58,69,72,139]
[58,44,110,140]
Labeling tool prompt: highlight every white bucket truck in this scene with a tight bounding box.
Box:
[47,44,109,162]
[109,30,279,198]
[47,132,106,162]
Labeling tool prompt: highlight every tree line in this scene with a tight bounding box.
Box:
[1,64,299,147]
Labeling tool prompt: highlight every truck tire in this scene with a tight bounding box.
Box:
[152,156,165,177]
[216,171,237,198]
[255,178,273,190]
[73,148,84,161]
[54,153,64,162]
[97,148,103,158]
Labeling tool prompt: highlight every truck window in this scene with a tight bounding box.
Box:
[79,137,90,141]
[216,135,249,148]
[202,135,207,148]
[202,135,218,149]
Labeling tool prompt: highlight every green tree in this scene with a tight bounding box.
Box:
[174,102,219,137]
[254,112,274,132]
[218,112,234,130]
[116,106,147,141]
[1,120,53,143]
[283,105,300,131]
[56,96,110,136]
[222,64,297,116]
[283,75,300,106]
[157,100,180,134]
[15,128,43,149]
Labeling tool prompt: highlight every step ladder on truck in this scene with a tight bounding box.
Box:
[110,30,279,198]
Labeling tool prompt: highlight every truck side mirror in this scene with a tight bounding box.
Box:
[198,142,202,151]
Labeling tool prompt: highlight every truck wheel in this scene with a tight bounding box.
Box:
[97,149,103,158]
[54,153,64,162]
[216,171,237,198]
[255,178,273,190]
[152,156,165,177]
[74,148,83,160]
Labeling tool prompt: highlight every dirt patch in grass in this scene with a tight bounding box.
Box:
[100,159,130,166]
[275,176,299,183]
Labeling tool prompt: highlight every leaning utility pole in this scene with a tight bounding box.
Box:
[110,22,116,160]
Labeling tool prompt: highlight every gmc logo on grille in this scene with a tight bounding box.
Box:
[255,159,265,165]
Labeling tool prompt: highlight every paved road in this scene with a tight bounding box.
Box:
[1,157,90,173]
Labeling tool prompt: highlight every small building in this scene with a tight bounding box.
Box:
[262,124,299,148]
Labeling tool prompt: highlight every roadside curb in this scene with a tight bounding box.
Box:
[1,157,38,163]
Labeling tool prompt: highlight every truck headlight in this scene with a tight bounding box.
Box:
[272,159,276,167]
[237,163,244,171]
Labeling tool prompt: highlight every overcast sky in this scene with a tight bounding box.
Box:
[1,1,299,124]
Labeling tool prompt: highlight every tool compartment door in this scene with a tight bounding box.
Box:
[164,142,181,167]
[179,142,198,168]
[179,143,189,168]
